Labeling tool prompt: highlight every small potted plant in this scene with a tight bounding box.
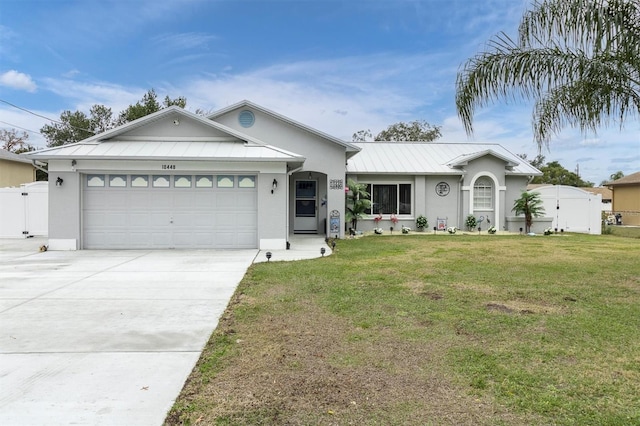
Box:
[416,215,428,231]
[544,227,553,235]
[487,226,496,234]
[390,214,398,234]
[465,214,477,231]
[402,226,411,234]
[447,226,457,234]
[374,227,384,234]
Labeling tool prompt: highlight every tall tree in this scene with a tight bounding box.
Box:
[531,161,594,187]
[352,120,442,142]
[116,89,185,125]
[517,153,546,169]
[41,110,94,147]
[456,0,640,149]
[512,191,546,233]
[41,89,187,147]
[0,128,33,153]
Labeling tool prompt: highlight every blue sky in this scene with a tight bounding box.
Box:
[1,0,638,184]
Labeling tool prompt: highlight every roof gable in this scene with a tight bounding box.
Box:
[208,100,361,156]
[27,107,306,163]
[82,106,267,146]
[447,149,519,168]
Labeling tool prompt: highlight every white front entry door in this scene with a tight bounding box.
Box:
[294,180,317,233]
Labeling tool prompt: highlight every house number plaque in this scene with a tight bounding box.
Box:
[435,182,450,196]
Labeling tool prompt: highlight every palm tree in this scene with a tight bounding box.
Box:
[512,191,546,233]
[345,178,372,232]
[456,0,640,149]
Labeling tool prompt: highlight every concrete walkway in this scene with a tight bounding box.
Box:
[0,236,329,425]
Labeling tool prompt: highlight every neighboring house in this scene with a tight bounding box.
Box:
[527,184,602,234]
[607,171,640,226]
[0,148,36,187]
[28,100,541,250]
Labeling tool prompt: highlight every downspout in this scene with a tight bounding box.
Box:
[32,160,48,175]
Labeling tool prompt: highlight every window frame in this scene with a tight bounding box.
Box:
[473,177,494,210]
[362,182,413,216]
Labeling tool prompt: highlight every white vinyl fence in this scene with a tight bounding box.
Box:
[534,185,602,235]
[0,181,48,238]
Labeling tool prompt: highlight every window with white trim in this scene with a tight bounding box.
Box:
[473,177,493,209]
[364,183,412,215]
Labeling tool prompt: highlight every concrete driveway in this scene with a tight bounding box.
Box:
[0,238,257,425]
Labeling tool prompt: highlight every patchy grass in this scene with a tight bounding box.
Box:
[166,234,640,425]
[606,226,640,239]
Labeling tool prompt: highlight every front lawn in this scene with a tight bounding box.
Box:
[167,234,640,425]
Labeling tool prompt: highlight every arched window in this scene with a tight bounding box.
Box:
[473,177,493,209]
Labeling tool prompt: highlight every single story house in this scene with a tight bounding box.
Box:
[607,171,640,226]
[29,100,541,250]
[0,148,36,187]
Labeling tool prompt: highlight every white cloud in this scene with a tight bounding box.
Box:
[0,70,37,92]
[152,32,218,51]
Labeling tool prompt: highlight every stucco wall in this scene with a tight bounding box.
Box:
[425,175,461,231]
[213,107,349,237]
[0,159,35,187]
[47,163,81,249]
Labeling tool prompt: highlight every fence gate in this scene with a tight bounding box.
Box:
[0,182,48,238]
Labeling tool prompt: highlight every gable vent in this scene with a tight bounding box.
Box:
[238,110,255,128]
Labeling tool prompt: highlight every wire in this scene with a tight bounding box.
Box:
[0,98,95,134]
[0,120,42,135]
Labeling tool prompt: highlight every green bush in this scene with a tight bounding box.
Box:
[465,214,477,231]
[416,215,428,229]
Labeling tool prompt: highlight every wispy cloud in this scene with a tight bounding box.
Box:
[0,70,37,92]
[152,32,217,51]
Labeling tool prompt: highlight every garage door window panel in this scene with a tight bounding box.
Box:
[238,176,255,188]
[153,175,170,188]
[174,175,192,188]
[87,175,105,187]
[217,176,234,188]
[131,175,149,187]
[195,175,213,188]
[109,175,127,187]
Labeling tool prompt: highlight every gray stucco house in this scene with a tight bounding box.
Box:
[29,100,541,250]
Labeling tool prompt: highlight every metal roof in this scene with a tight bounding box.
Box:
[0,148,32,164]
[347,142,542,175]
[28,140,304,162]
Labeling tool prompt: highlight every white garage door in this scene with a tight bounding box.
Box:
[83,174,257,249]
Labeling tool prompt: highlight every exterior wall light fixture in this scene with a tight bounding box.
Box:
[56,177,64,186]
[271,179,278,194]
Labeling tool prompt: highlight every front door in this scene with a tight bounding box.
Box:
[294,180,317,233]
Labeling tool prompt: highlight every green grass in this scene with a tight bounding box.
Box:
[167,234,640,425]
[606,226,640,239]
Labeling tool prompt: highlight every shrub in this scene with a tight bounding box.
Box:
[465,215,477,231]
[416,215,428,229]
